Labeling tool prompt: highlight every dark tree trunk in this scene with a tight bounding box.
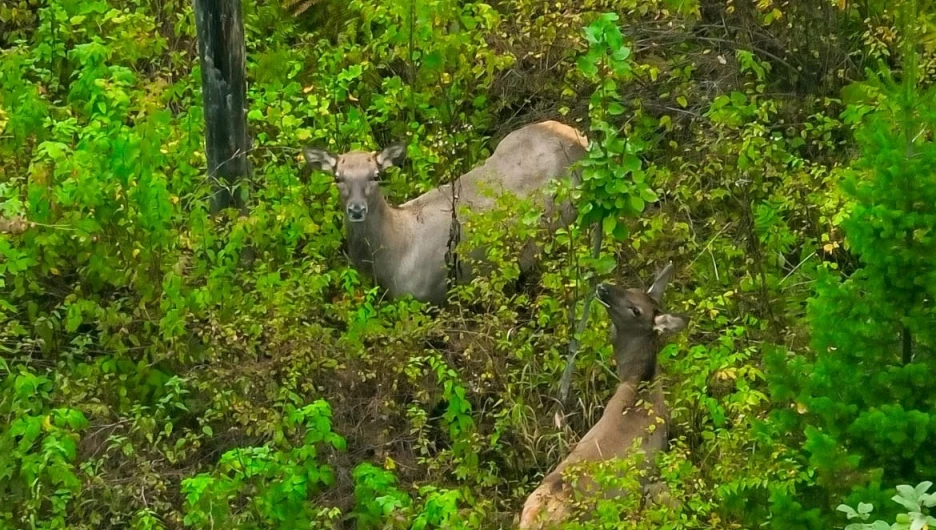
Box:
[193,0,250,215]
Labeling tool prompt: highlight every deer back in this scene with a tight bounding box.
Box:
[303,121,587,304]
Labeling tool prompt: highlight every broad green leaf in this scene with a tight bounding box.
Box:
[629,195,645,213]
[607,102,626,115]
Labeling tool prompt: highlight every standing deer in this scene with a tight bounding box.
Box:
[518,262,688,528]
[302,121,587,304]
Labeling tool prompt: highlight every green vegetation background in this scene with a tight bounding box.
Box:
[1,0,935,528]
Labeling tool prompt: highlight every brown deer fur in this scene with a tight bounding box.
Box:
[518,263,688,529]
[302,121,587,304]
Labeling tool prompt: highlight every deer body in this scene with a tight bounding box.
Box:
[303,121,587,304]
[519,263,688,529]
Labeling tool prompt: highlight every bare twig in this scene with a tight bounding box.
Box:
[558,223,603,406]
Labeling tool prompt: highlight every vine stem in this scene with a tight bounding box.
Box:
[558,222,603,407]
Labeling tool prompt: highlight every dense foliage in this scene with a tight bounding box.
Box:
[0,0,934,529]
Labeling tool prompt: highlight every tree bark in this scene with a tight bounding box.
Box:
[193,0,250,216]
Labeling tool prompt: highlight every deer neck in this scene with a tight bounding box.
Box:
[612,330,660,385]
[345,192,406,274]
[600,380,640,420]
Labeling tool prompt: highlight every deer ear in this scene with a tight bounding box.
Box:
[653,313,687,335]
[647,261,675,304]
[376,143,406,171]
[303,148,338,174]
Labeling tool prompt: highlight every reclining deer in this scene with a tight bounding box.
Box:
[302,121,587,305]
[519,262,688,528]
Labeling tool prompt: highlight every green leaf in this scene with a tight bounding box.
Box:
[914,482,933,496]
[576,54,599,79]
[423,50,444,71]
[584,24,602,44]
[629,195,645,213]
[607,102,626,115]
[66,304,83,333]
[621,154,641,173]
[837,504,859,519]
[639,187,658,202]
[893,494,919,512]
[594,254,617,275]
[604,27,624,50]
[66,409,88,430]
[611,45,631,62]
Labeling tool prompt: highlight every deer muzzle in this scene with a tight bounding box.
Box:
[346,203,368,222]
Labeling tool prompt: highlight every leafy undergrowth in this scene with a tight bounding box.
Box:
[2,0,935,529]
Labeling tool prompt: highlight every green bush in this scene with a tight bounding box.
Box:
[764,2,936,526]
[1,0,933,528]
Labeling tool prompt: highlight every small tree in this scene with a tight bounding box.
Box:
[765,0,936,526]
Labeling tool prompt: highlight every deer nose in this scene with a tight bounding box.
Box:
[346,203,367,222]
[596,283,609,299]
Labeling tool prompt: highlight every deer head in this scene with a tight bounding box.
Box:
[595,262,688,382]
[303,143,407,222]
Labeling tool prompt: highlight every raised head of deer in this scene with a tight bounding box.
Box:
[596,261,687,382]
[518,262,688,529]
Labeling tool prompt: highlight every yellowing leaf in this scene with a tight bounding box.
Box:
[715,368,738,381]
[677,95,688,108]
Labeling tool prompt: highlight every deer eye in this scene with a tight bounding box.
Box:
[630,306,641,317]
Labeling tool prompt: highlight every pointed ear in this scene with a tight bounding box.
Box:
[653,313,688,335]
[303,148,338,174]
[647,261,675,304]
[376,143,406,171]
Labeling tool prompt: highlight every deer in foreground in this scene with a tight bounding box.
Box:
[302,121,587,305]
[518,262,688,529]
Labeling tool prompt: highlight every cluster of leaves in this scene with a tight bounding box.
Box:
[180,400,345,528]
[838,481,936,530]
[2,0,935,529]
[763,2,936,526]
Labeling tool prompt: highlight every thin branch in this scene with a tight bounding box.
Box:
[558,222,603,406]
